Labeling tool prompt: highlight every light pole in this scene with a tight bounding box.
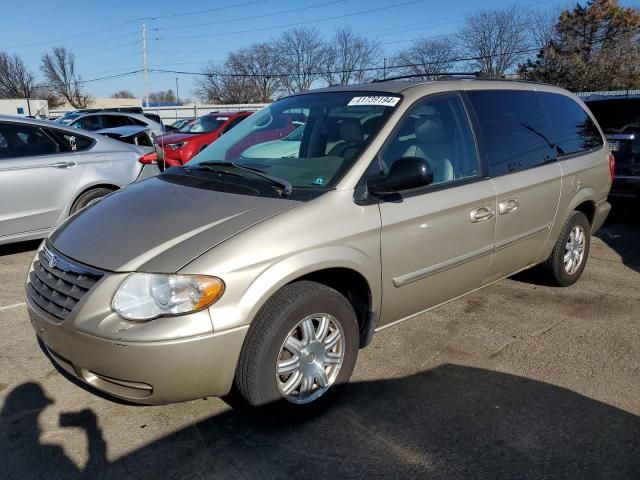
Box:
[176,77,179,105]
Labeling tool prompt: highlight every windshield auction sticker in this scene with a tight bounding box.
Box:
[347,96,400,107]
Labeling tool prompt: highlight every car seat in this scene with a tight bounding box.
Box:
[328,119,364,161]
[400,115,454,183]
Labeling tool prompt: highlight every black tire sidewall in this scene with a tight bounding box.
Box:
[552,211,591,286]
[70,188,113,214]
[251,284,359,408]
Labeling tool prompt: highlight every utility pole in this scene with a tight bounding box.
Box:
[176,77,179,105]
[142,21,149,107]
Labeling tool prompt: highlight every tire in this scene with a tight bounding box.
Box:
[234,280,359,412]
[541,211,591,287]
[70,188,113,215]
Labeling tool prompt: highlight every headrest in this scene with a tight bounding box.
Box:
[339,118,364,143]
[415,115,446,143]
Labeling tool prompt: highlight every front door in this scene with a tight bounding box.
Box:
[376,92,496,327]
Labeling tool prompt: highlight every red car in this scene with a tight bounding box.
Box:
[157,111,252,167]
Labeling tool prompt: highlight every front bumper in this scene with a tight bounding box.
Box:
[27,296,248,405]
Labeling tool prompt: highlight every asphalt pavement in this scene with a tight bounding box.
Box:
[1,209,639,479]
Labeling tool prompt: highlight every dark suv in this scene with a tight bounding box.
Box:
[586,96,640,201]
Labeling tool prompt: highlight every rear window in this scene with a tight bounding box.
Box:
[585,99,640,134]
[540,93,603,156]
[467,90,556,177]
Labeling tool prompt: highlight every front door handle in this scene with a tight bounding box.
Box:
[50,161,76,169]
[498,198,519,215]
[470,206,495,223]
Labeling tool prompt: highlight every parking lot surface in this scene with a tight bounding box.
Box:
[1,212,639,479]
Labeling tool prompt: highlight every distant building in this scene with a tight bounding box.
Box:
[0,99,49,118]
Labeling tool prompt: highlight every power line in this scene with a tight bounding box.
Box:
[155,0,426,41]
[152,0,347,31]
[147,0,270,21]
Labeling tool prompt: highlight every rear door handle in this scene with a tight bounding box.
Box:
[50,161,76,169]
[498,198,519,215]
[470,206,495,223]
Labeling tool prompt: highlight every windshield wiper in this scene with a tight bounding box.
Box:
[193,161,293,196]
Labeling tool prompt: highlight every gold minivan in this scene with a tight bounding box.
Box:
[26,79,612,410]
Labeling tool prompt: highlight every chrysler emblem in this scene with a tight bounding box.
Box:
[42,247,58,270]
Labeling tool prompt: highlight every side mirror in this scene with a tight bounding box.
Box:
[367,157,433,195]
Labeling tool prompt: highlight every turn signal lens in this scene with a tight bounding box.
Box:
[112,273,225,321]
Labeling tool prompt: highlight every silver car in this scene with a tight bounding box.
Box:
[26,80,612,411]
[69,111,164,137]
[0,116,159,245]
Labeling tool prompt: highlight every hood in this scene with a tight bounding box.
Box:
[240,140,300,159]
[157,132,206,146]
[49,176,301,273]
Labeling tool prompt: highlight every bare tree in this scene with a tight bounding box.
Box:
[149,90,177,103]
[276,27,328,94]
[460,6,531,77]
[392,37,460,80]
[227,43,280,102]
[111,90,135,99]
[40,47,91,108]
[321,28,382,85]
[193,63,259,104]
[528,7,560,49]
[32,84,64,109]
[0,52,35,98]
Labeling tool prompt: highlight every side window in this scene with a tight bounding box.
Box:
[0,130,9,158]
[467,90,556,177]
[46,129,94,152]
[74,115,103,131]
[539,92,603,156]
[380,93,479,185]
[103,115,129,128]
[223,116,246,133]
[0,123,59,158]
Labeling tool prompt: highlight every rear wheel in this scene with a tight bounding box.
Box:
[234,281,359,411]
[541,211,591,286]
[70,187,114,215]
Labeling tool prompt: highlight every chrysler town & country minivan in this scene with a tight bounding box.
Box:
[26,79,612,410]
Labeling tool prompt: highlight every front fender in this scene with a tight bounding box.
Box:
[207,246,380,332]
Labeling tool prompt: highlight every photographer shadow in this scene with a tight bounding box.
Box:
[0,382,107,480]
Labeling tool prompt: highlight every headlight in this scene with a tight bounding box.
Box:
[167,142,187,150]
[112,273,224,321]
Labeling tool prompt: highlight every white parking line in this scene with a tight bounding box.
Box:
[0,302,26,312]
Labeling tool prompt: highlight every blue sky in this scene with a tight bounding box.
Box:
[1,0,636,99]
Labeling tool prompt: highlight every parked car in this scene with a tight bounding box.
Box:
[0,116,159,245]
[167,118,195,132]
[585,96,639,201]
[55,107,147,126]
[69,112,164,137]
[27,80,611,412]
[96,125,165,170]
[157,111,252,166]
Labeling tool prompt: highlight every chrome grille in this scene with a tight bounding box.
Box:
[27,245,103,321]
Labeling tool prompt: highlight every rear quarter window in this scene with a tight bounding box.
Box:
[539,92,603,157]
[47,129,94,152]
[466,90,556,177]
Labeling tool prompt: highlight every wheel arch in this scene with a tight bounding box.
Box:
[68,183,119,215]
[220,247,381,349]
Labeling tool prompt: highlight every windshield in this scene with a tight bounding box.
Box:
[179,115,228,133]
[188,91,401,189]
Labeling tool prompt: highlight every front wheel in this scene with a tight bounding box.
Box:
[541,211,591,286]
[234,281,359,411]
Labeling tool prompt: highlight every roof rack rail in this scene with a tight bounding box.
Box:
[372,72,482,83]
